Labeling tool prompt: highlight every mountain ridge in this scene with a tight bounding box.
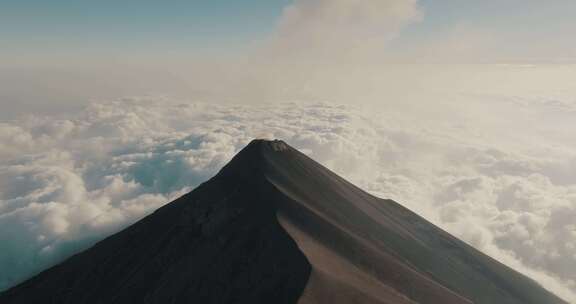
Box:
[0,139,567,304]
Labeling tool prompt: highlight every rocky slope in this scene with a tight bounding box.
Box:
[0,139,567,304]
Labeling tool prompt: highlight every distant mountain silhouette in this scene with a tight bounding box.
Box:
[0,139,567,304]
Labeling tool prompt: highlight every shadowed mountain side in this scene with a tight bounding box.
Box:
[0,147,310,304]
[0,139,568,304]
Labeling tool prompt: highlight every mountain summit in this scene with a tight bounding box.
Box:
[0,139,567,304]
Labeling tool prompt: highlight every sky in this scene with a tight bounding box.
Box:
[1,0,576,65]
[1,0,576,302]
[0,0,289,65]
[1,0,575,118]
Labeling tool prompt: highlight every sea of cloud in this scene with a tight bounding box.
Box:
[0,96,575,302]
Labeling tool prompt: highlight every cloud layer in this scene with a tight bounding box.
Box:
[0,97,575,302]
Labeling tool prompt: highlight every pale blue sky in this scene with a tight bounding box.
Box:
[0,0,289,58]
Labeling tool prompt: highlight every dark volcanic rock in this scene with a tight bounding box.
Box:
[0,139,568,304]
[0,141,310,304]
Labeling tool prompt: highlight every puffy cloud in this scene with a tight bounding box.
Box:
[269,0,421,61]
[0,97,575,302]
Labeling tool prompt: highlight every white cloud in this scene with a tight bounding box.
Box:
[269,0,421,61]
[0,97,575,302]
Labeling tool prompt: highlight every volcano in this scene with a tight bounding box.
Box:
[0,139,567,304]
